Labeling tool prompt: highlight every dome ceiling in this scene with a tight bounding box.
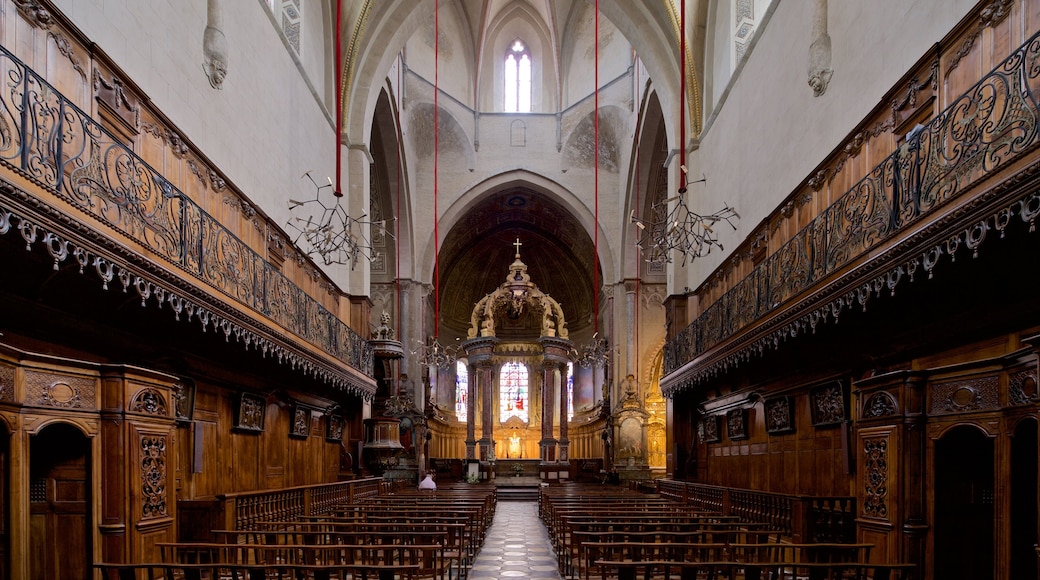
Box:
[438,189,597,339]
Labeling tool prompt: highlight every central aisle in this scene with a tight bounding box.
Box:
[468,501,563,579]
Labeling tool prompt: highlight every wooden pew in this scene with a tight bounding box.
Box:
[594,559,918,580]
[96,561,422,580]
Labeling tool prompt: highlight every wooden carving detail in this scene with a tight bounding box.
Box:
[26,371,95,409]
[810,382,846,426]
[130,388,168,416]
[13,0,53,29]
[140,435,168,518]
[862,391,898,419]
[0,365,13,402]
[726,408,748,441]
[862,438,889,520]
[235,393,266,432]
[764,396,795,434]
[93,70,140,130]
[945,0,1015,79]
[326,414,344,442]
[930,376,999,415]
[290,405,310,438]
[1009,369,1038,406]
[701,415,720,443]
[171,380,196,421]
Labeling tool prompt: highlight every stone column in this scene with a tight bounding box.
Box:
[539,336,573,463]
[539,359,557,462]
[461,337,497,462]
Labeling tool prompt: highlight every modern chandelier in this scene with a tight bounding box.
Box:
[286,0,391,269]
[631,0,738,267]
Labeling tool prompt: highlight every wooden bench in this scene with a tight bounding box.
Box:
[595,559,918,580]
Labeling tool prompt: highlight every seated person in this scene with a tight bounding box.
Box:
[418,472,437,490]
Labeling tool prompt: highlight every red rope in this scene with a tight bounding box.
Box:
[396,55,403,395]
[434,0,440,340]
[334,0,343,197]
[679,0,686,192]
[593,0,599,335]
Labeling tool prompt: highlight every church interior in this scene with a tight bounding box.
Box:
[0,0,1038,579]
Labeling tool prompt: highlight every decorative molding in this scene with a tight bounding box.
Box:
[1008,368,1038,406]
[929,375,999,415]
[25,371,95,409]
[0,365,13,402]
[92,70,139,130]
[945,0,1015,79]
[47,32,86,79]
[861,391,898,419]
[130,388,168,416]
[208,169,227,192]
[13,0,54,29]
[862,437,889,520]
[764,396,795,434]
[235,392,266,432]
[140,435,168,518]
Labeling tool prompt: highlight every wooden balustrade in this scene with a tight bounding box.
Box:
[655,480,855,543]
[178,477,384,540]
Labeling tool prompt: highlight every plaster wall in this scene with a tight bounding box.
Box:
[48,0,339,276]
[677,0,979,295]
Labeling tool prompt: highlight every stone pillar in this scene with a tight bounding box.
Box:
[461,337,497,462]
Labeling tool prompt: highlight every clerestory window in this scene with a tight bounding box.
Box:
[504,39,532,112]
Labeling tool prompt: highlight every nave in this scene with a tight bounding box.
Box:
[468,501,560,580]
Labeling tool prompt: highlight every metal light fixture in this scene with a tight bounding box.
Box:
[286,171,392,268]
[575,332,611,369]
[410,336,460,370]
[631,170,739,266]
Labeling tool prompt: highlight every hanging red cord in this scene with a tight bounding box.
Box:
[396,52,403,395]
[679,0,686,193]
[593,0,599,336]
[334,0,343,197]
[434,0,440,340]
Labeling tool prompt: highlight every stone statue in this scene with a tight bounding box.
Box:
[203,0,228,89]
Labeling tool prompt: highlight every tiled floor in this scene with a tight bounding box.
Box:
[467,501,563,579]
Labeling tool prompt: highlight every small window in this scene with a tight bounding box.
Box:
[500,362,529,423]
[504,39,532,113]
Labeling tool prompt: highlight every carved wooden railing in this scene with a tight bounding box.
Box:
[657,480,855,543]
[0,42,373,385]
[213,477,385,531]
[664,27,1040,387]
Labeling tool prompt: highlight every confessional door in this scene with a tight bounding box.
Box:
[1010,419,1038,580]
[28,423,90,580]
[934,425,994,580]
[0,425,7,580]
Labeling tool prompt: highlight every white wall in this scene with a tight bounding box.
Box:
[49,0,336,254]
[678,0,979,291]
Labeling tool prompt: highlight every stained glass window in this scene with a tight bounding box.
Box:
[455,360,468,422]
[500,362,529,423]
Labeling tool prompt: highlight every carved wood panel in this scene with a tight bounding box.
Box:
[0,364,13,402]
[24,370,96,410]
[929,375,999,415]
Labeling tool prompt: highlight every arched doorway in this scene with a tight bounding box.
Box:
[29,422,91,580]
[934,425,994,580]
[1010,418,1038,580]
